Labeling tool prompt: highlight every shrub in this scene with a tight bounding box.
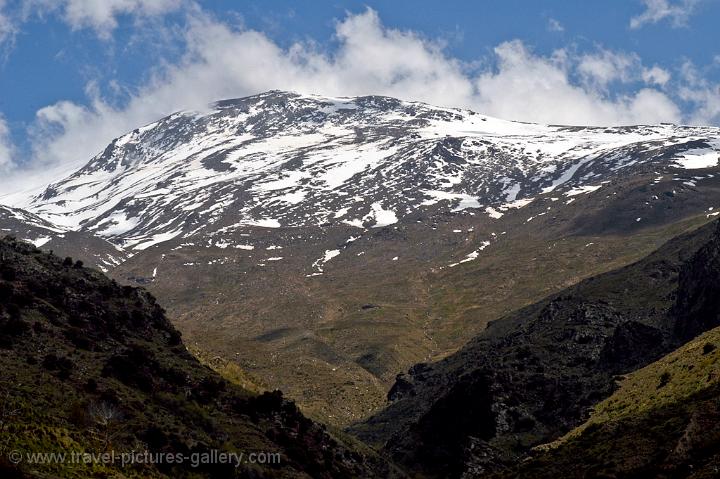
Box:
[0,317,30,348]
[162,367,188,386]
[1,317,30,337]
[0,282,12,301]
[0,267,16,281]
[6,303,21,319]
[102,345,158,392]
[130,310,146,327]
[192,377,227,404]
[63,257,74,267]
[142,426,169,449]
[658,371,671,389]
[42,353,74,379]
[63,327,92,350]
[168,329,182,346]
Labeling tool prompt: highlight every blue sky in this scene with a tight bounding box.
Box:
[0,0,719,193]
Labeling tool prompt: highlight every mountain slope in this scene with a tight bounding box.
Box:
[0,205,128,271]
[5,90,720,427]
[15,90,720,250]
[354,219,720,477]
[509,329,720,478]
[0,236,399,478]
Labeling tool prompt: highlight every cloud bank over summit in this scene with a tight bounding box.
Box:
[0,3,719,194]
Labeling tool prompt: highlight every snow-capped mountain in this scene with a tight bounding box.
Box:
[3,90,720,428]
[11,90,720,253]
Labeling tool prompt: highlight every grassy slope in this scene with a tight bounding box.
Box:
[119,210,716,429]
[509,326,720,479]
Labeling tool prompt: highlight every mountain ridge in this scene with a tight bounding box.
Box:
[6,91,720,255]
[353,218,720,477]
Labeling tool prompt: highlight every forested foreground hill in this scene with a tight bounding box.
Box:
[0,236,401,479]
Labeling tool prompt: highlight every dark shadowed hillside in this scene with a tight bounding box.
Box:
[495,217,720,478]
[498,324,720,479]
[353,219,720,478]
[0,236,400,479]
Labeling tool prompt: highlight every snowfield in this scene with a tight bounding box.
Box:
[3,91,719,257]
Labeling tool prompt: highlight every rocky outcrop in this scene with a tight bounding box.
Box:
[354,220,720,478]
[673,220,720,341]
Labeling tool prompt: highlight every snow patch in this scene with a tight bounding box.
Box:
[486,207,503,219]
[448,241,491,267]
[674,148,719,169]
[565,184,603,196]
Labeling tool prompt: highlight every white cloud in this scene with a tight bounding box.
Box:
[0,0,17,49]
[576,51,672,89]
[23,0,182,38]
[677,61,720,125]
[630,0,700,29]
[577,50,640,89]
[642,65,672,86]
[0,115,14,172]
[471,41,680,126]
[0,8,709,196]
[547,18,564,32]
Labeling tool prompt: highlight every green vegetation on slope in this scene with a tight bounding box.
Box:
[508,326,720,479]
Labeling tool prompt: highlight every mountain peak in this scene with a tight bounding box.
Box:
[4,92,718,256]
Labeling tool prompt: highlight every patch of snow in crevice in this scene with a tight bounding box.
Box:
[366,202,398,228]
[312,249,341,273]
[421,190,481,212]
[486,207,503,219]
[500,198,534,210]
[96,211,140,236]
[28,236,52,247]
[448,241,491,267]
[238,218,281,228]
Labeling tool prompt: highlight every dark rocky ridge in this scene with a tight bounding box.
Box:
[353,219,720,478]
[504,279,720,479]
[673,221,720,342]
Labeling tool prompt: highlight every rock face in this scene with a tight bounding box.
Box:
[354,220,720,478]
[505,287,720,478]
[673,220,720,341]
[0,236,399,479]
